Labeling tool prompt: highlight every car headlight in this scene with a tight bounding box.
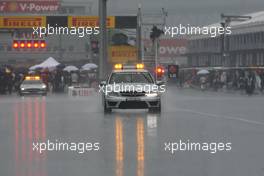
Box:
[21,87,25,91]
[42,85,47,89]
[107,92,119,97]
[146,92,158,97]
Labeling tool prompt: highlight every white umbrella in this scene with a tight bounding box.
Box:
[28,70,35,74]
[81,67,91,71]
[82,63,98,70]
[63,65,79,72]
[197,69,209,75]
[29,64,41,70]
[29,57,60,70]
[39,57,60,68]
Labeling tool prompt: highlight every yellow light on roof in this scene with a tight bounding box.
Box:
[136,63,144,69]
[25,76,40,80]
[25,76,31,80]
[114,64,123,69]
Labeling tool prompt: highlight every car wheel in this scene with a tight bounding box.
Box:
[104,101,112,113]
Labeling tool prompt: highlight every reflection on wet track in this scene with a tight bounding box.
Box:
[136,118,144,176]
[13,97,47,176]
[10,96,159,176]
[114,115,152,176]
[115,117,123,176]
[1,89,263,176]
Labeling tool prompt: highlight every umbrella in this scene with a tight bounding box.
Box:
[82,63,98,70]
[63,65,79,72]
[38,57,60,68]
[28,70,35,74]
[29,57,60,70]
[80,67,91,71]
[197,69,209,75]
[29,64,41,70]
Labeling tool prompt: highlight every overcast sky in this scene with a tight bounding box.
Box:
[85,0,264,26]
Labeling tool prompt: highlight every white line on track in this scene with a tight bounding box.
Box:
[173,107,264,126]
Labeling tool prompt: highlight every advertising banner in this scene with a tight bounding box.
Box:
[109,45,137,63]
[0,1,59,13]
[0,16,46,28]
[68,16,115,28]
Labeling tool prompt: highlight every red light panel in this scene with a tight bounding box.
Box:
[20,42,25,48]
[40,42,46,48]
[13,42,18,48]
[27,42,32,48]
[34,42,39,48]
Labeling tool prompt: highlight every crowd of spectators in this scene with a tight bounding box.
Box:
[0,65,98,95]
[178,68,264,95]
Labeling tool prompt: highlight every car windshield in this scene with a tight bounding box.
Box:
[109,72,154,84]
[22,80,43,84]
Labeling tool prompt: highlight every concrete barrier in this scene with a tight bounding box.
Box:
[68,86,95,97]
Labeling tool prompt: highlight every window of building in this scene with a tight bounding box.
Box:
[245,53,253,66]
[239,35,243,46]
[238,54,243,66]
[261,32,264,43]
[261,53,264,66]
[69,8,74,14]
[254,33,258,44]
[60,7,67,14]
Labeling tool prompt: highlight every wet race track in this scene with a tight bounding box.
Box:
[1,86,264,176]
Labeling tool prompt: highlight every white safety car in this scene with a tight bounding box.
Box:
[101,64,164,113]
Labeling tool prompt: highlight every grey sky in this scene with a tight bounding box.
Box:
[83,0,264,26]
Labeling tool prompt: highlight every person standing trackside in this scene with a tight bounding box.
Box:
[6,72,14,94]
[245,71,256,95]
[220,72,227,89]
[71,72,79,86]
[0,70,5,94]
[260,71,264,93]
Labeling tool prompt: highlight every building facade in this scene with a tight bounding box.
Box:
[187,11,264,68]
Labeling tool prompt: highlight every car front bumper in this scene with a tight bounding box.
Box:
[105,95,161,109]
[20,88,47,95]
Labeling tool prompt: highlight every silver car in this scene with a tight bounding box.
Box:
[19,76,47,96]
[101,67,164,113]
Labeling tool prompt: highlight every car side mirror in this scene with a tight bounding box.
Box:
[100,81,106,86]
[156,81,165,86]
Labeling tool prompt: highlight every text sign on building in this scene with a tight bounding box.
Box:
[109,45,137,63]
[0,16,46,28]
[68,16,115,28]
[144,39,187,57]
[0,1,60,13]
